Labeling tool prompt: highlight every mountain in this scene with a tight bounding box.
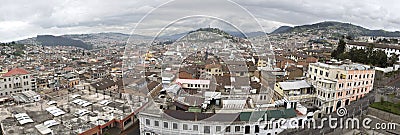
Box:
[16,32,154,49]
[227,31,266,38]
[62,32,152,42]
[155,29,265,41]
[270,21,400,37]
[156,32,188,41]
[270,26,292,34]
[36,35,93,50]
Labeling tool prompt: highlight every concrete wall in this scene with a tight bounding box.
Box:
[374,94,400,104]
[367,107,400,124]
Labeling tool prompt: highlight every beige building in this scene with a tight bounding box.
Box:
[205,64,223,76]
[306,62,375,114]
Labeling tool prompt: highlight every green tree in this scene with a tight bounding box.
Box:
[366,43,375,61]
[373,50,388,67]
[332,39,346,59]
[388,54,399,66]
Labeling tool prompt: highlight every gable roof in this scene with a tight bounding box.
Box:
[2,68,29,77]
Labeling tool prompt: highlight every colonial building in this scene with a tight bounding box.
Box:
[138,103,302,135]
[0,68,36,97]
[306,62,375,114]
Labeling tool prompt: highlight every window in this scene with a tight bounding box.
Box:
[183,124,188,130]
[145,119,150,125]
[235,126,241,132]
[164,122,168,128]
[193,125,198,131]
[255,125,260,133]
[173,123,178,129]
[154,121,159,127]
[225,126,231,132]
[216,126,221,132]
[320,71,323,75]
[264,123,270,130]
[204,126,210,133]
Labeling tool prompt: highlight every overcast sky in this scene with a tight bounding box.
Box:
[1,0,400,42]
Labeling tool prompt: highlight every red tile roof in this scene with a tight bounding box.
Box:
[2,68,29,77]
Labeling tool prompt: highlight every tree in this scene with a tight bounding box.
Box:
[373,50,388,67]
[345,35,353,40]
[332,39,346,59]
[388,54,399,66]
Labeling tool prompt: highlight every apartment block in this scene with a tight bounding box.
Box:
[306,62,375,114]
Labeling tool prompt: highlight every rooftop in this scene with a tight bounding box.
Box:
[2,68,29,77]
[278,80,312,90]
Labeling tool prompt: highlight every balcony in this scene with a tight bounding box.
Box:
[317,95,335,102]
[314,85,336,92]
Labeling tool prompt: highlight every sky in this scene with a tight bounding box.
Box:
[1,0,400,42]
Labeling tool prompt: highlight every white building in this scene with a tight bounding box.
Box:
[175,79,210,90]
[347,42,400,62]
[274,80,315,102]
[138,102,302,135]
[0,68,36,97]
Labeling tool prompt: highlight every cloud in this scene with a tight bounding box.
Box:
[1,0,400,42]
